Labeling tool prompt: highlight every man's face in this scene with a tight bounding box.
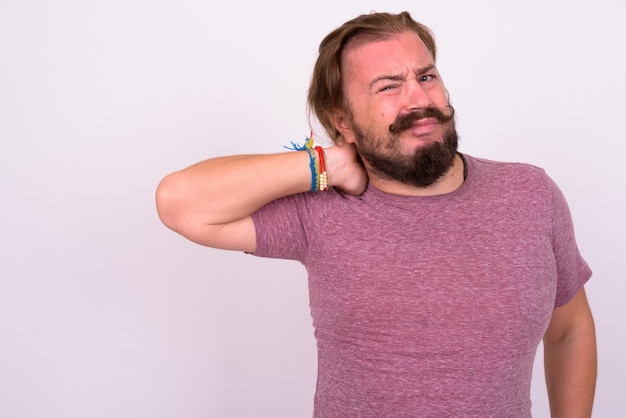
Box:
[337,31,458,188]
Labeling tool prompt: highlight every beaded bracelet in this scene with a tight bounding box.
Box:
[315,146,328,191]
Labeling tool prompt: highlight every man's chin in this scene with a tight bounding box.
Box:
[397,136,441,155]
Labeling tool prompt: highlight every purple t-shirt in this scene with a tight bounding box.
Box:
[251,155,591,416]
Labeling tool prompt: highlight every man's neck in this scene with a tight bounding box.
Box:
[367,153,466,196]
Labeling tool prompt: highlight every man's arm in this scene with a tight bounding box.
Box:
[155,144,367,252]
[543,286,597,418]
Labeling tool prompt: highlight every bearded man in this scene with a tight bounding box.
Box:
[156,11,596,417]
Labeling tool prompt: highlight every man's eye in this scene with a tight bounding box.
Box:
[420,74,436,82]
[379,84,398,92]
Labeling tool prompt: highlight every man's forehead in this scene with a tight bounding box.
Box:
[342,32,433,65]
[341,32,435,78]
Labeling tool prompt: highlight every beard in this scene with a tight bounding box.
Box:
[352,105,459,188]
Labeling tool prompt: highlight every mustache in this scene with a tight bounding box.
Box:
[389,105,455,133]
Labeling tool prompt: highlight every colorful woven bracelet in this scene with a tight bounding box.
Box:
[307,148,319,192]
[284,133,328,192]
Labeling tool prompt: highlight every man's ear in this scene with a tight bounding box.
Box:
[332,109,356,144]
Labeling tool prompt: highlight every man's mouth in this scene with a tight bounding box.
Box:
[409,118,438,136]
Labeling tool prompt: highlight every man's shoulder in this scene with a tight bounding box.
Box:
[465,154,557,200]
[467,154,549,183]
[468,154,545,174]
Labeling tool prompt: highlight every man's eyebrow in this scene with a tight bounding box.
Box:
[415,65,436,76]
[369,65,437,89]
[369,74,404,89]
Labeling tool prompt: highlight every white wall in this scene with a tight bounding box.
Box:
[1,0,624,417]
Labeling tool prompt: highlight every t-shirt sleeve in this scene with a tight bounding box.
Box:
[250,193,310,262]
[549,176,592,307]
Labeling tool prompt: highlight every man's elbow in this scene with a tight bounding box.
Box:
[155,172,186,233]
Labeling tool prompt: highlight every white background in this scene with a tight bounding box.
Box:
[1,0,624,417]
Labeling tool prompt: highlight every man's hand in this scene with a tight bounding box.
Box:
[325,143,368,196]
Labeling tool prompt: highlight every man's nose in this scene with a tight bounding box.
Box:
[405,78,432,110]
